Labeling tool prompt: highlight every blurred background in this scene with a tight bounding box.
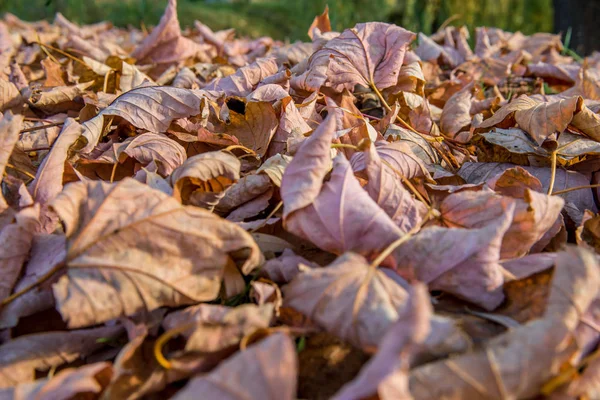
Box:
[0,0,598,54]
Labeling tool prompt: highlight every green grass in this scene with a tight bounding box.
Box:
[0,0,554,41]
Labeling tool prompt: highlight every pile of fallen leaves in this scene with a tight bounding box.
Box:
[0,0,600,398]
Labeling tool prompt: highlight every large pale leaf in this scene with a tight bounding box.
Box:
[350,140,431,180]
[458,162,597,215]
[102,132,187,176]
[171,333,297,400]
[28,118,83,232]
[49,178,261,328]
[333,283,431,400]
[440,82,473,141]
[284,152,405,255]
[281,113,335,216]
[440,189,564,259]
[0,234,66,329]
[294,22,415,92]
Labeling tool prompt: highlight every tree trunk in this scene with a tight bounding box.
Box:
[553,0,600,55]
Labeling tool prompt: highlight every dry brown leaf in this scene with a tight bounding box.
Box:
[204,58,278,97]
[101,132,187,176]
[171,333,297,400]
[28,118,83,233]
[477,95,581,144]
[81,86,209,153]
[0,112,24,212]
[170,150,240,209]
[224,100,278,157]
[292,22,415,92]
[49,178,260,328]
[0,205,39,300]
[409,247,600,399]
[283,252,409,349]
[0,325,122,388]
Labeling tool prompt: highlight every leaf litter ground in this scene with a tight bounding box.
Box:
[0,1,599,399]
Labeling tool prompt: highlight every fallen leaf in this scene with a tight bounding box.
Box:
[103,132,187,176]
[440,82,474,141]
[293,22,415,92]
[395,203,515,310]
[283,252,410,349]
[28,118,84,232]
[171,333,297,400]
[204,57,278,97]
[49,178,260,328]
[0,325,122,388]
[224,100,278,157]
[333,283,431,400]
[361,143,425,231]
[131,0,210,67]
[81,86,209,153]
[477,95,580,144]
[0,205,39,300]
[308,6,331,39]
[409,247,600,399]
[0,112,24,212]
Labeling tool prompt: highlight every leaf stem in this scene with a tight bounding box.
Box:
[542,345,600,395]
[330,143,360,150]
[110,162,118,183]
[381,159,431,207]
[369,212,432,268]
[369,82,457,171]
[547,150,558,195]
[5,163,36,180]
[370,83,392,112]
[0,262,65,309]
[250,201,282,233]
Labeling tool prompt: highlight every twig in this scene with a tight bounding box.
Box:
[34,41,87,66]
[551,183,600,195]
[6,163,36,180]
[20,120,68,134]
[547,150,558,195]
[369,82,457,171]
[381,159,431,207]
[250,201,283,233]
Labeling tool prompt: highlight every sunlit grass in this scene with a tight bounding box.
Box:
[0,0,554,41]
